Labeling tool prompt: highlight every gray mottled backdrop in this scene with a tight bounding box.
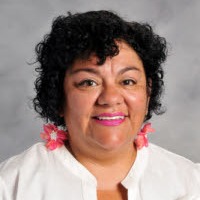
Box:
[0,0,199,162]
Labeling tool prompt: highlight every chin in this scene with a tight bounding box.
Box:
[94,135,130,152]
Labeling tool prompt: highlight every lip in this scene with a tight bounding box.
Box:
[92,112,127,126]
[95,112,126,117]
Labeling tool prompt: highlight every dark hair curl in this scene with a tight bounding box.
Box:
[33,10,168,126]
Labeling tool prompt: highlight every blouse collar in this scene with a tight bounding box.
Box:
[53,143,149,189]
[121,145,149,189]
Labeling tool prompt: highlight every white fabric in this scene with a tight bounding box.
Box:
[0,142,200,200]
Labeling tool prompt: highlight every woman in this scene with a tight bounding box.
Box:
[0,10,199,200]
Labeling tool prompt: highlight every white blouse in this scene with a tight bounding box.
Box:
[0,142,200,200]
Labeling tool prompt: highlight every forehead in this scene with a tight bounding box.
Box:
[69,41,144,73]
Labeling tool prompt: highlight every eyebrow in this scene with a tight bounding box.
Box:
[70,66,140,75]
[70,68,100,75]
[118,66,140,75]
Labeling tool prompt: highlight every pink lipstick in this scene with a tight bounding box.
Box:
[93,112,126,126]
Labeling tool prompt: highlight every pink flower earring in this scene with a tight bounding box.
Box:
[40,123,154,151]
[40,124,68,150]
[134,123,155,150]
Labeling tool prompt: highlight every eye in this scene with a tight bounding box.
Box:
[77,79,98,87]
[121,79,136,86]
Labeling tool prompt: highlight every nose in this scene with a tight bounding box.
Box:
[97,84,123,107]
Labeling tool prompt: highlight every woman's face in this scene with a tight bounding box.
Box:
[63,42,150,152]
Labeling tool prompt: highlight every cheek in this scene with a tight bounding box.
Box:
[125,90,148,135]
[125,89,148,109]
[64,90,98,120]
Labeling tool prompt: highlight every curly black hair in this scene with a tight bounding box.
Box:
[33,10,168,126]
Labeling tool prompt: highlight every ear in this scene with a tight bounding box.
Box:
[146,78,152,97]
[59,113,64,117]
[145,97,150,115]
[59,98,66,117]
[146,78,152,115]
[58,107,64,117]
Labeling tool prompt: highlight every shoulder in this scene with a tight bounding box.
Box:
[0,143,48,181]
[148,143,199,170]
[0,143,58,198]
[0,143,86,199]
[146,143,200,193]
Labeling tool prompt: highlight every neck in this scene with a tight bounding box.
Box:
[66,141,137,190]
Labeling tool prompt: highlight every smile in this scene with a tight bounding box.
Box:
[96,116,125,120]
[93,113,126,126]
